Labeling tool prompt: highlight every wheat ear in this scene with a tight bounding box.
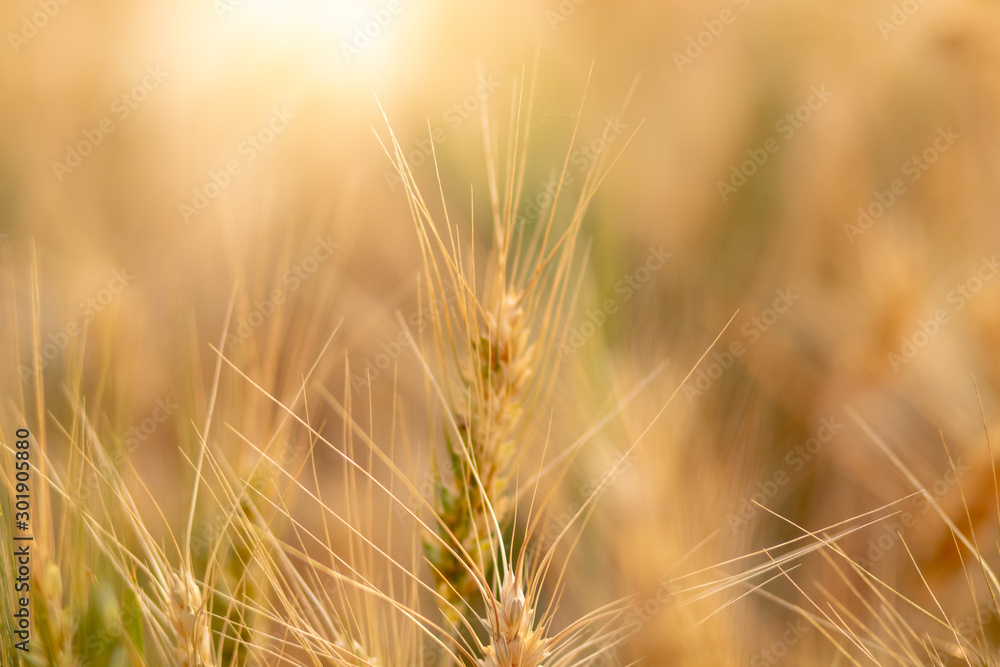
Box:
[167,570,215,667]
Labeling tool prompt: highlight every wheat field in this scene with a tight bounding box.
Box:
[2,0,1000,665]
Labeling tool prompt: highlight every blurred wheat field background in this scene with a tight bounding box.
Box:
[3,0,1000,665]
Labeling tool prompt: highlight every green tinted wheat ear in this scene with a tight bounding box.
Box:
[374,73,641,659]
[425,288,535,609]
[374,71,638,629]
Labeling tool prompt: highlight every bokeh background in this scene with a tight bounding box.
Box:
[4,0,1000,663]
